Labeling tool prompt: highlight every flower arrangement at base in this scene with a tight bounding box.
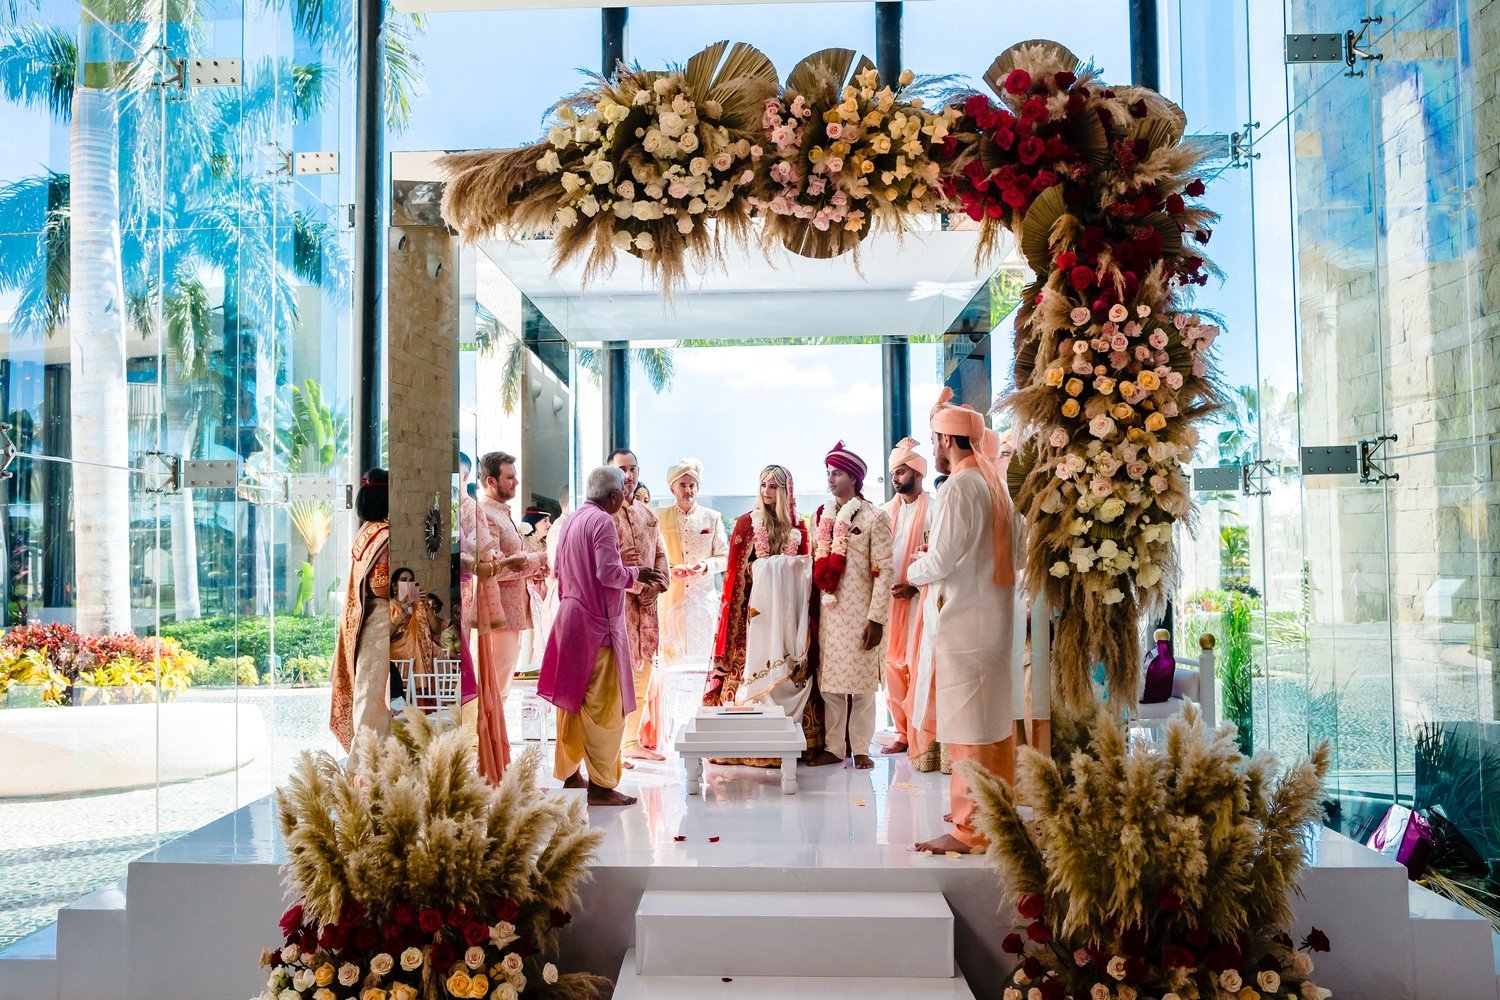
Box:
[752,50,958,259]
[944,39,1222,711]
[963,704,1334,1000]
[255,711,607,1000]
[439,41,777,296]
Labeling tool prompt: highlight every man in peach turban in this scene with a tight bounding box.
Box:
[881,438,931,758]
[907,390,1023,855]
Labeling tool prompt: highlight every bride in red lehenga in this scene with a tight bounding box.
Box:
[702,464,822,764]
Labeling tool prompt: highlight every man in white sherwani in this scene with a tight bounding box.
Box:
[806,442,894,770]
[907,391,1023,855]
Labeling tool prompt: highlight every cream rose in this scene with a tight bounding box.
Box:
[490,922,518,949]
[543,964,559,985]
[390,986,417,1000]
[1090,985,1111,1000]
[465,946,486,970]
[1219,969,1243,991]
[399,947,423,972]
[496,984,519,1000]
[588,160,614,184]
[280,944,301,964]
[338,963,361,987]
[501,952,524,976]
[1105,956,1128,980]
[314,990,336,1000]
[1257,970,1281,992]
[1291,953,1314,976]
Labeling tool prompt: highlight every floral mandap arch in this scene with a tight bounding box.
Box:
[439,39,1222,714]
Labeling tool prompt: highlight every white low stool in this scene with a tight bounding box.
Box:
[675,705,807,794]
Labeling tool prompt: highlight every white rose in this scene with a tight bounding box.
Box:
[554,206,578,229]
[559,172,584,194]
[1102,587,1124,604]
[1219,969,1243,992]
[510,973,527,992]
[689,156,709,177]
[1098,497,1126,522]
[1137,563,1162,588]
[611,230,633,250]
[1050,561,1069,578]
[537,149,561,173]
[588,160,614,184]
[612,200,633,220]
[679,131,699,152]
[338,963,361,987]
[543,963,559,985]
[677,217,694,234]
[495,986,519,1000]
[634,232,655,251]
[399,948,423,972]
[292,968,317,991]
[490,922,518,948]
[632,88,651,106]
[1090,985,1111,1000]
[279,989,300,1000]
[1003,991,1022,1000]
[1257,970,1281,992]
[1106,955,1128,980]
[1292,953,1315,976]
[281,945,301,964]
[314,990,335,1000]
[502,953,524,976]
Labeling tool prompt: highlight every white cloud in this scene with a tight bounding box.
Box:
[823,379,883,415]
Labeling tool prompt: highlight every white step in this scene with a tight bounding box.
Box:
[0,924,57,1000]
[56,879,128,1000]
[613,948,975,999]
[634,890,953,979]
[1406,881,1498,1000]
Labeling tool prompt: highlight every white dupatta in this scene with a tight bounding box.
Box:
[734,553,813,720]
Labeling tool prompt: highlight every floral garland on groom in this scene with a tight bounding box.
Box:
[812,442,869,606]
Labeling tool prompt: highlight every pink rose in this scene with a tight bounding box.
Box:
[1109,350,1129,370]
[826,122,844,139]
[825,156,844,173]
[1124,321,1142,337]
[1065,454,1086,473]
[1072,356,1094,375]
[1069,306,1091,325]
[1126,460,1148,479]
[1148,330,1168,349]
[1162,401,1179,417]
[1110,333,1128,352]
[1072,339,1089,354]
[1048,428,1069,448]
[1055,462,1074,480]
[1150,474,1170,493]
[1166,371,1184,390]
[1088,415,1116,438]
[1174,313,1191,330]
[1091,337,1110,352]
[1192,359,1207,377]
[1090,476,1113,497]
[1101,321,1117,336]
[1107,303,1129,323]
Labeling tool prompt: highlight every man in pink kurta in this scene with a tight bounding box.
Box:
[540,467,663,805]
[608,449,670,762]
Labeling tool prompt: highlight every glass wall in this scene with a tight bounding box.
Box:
[0,0,357,948]
[1165,0,1498,853]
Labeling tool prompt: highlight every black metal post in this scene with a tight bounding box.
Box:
[353,0,384,473]
[1128,0,1161,91]
[600,6,631,453]
[876,2,910,493]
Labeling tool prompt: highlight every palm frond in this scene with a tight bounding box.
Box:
[0,22,75,120]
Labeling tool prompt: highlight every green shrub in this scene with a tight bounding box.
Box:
[155,615,336,673]
[277,654,331,687]
[196,656,259,687]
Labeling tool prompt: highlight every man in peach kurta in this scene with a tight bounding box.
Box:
[907,390,1023,855]
[608,448,670,762]
[459,451,546,782]
[883,438,931,757]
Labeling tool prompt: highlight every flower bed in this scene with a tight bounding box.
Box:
[1,624,200,707]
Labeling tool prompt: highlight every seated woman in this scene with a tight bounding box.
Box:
[702,464,821,764]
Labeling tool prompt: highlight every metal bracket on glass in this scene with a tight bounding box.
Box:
[1344,17,1384,77]
[1358,434,1399,484]
[140,452,180,494]
[1300,444,1360,476]
[146,50,240,91]
[1242,459,1274,497]
[181,459,239,489]
[1285,19,1382,76]
[0,422,17,482]
[1229,122,1260,169]
[292,151,339,176]
[1193,464,1242,493]
[287,477,343,504]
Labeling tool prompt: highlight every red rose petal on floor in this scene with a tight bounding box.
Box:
[708,836,720,843]
[673,836,686,842]
[722,977,733,982]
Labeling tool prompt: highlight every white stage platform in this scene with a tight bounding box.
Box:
[3,747,1500,1000]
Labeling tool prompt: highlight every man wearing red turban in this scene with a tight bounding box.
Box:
[907,390,1023,855]
[806,442,894,770]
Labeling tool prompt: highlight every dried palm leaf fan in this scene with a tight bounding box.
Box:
[439,41,777,298]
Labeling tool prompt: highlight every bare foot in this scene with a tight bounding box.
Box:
[853,754,874,770]
[882,741,908,755]
[562,770,588,790]
[622,759,636,770]
[804,750,844,767]
[914,833,977,855]
[626,746,667,762]
[587,784,637,806]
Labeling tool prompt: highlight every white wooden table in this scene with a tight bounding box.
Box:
[675,706,807,794]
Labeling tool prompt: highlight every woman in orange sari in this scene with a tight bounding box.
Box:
[389,567,437,687]
[330,469,391,772]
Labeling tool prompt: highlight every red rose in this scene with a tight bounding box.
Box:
[1302,927,1331,953]
[992,126,1015,151]
[1054,71,1077,89]
[1021,956,1042,978]
[298,930,318,955]
[1054,250,1076,271]
[354,925,379,951]
[446,906,472,928]
[964,201,986,222]
[513,937,537,958]
[1021,96,1050,124]
[1158,887,1185,912]
[1185,178,1206,197]
[340,899,366,926]
[1165,193,1185,214]
[418,909,445,934]
[1039,978,1065,1000]
[1069,265,1096,291]
[1186,925,1211,947]
[1004,69,1032,95]
[1195,228,1212,244]
[431,941,456,969]
[1204,944,1242,972]
[318,923,346,951]
[1129,98,1148,118]
[279,904,305,939]
[1001,185,1028,209]
[939,134,959,159]
[392,903,416,927]
[1001,933,1024,954]
[1033,170,1057,192]
[550,908,573,928]
[384,923,405,947]
[1017,136,1045,165]
[464,922,490,946]
[492,897,521,922]
[1162,945,1194,968]
[1025,921,1051,943]
[964,94,993,119]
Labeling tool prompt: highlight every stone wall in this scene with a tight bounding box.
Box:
[387,217,458,604]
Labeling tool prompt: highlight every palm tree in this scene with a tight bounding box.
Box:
[0,0,420,630]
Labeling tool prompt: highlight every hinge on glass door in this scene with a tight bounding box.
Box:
[1229,122,1260,168]
[1241,459,1273,497]
[267,145,340,179]
[144,48,242,91]
[1285,17,1383,77]
[141,454,239,494]
[1193,461,1272,497]
[0,422,17,482]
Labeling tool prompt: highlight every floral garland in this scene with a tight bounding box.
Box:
[811,497,863,603]
[750,507,801,558]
